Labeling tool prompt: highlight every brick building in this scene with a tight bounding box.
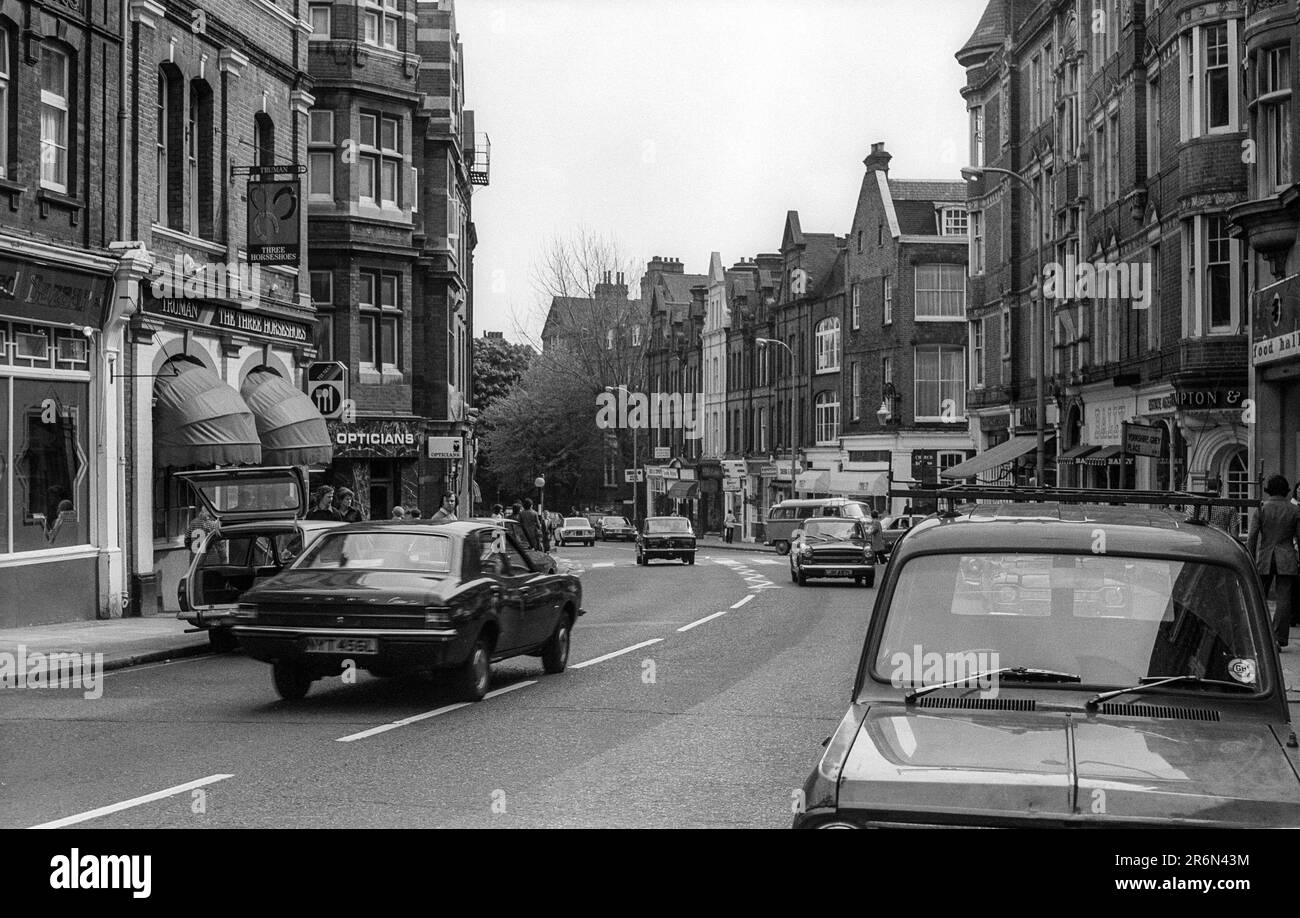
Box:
[957,0,1252,500]
[0,0,131,624]
[840,143,975,514]
[305,0,485,521]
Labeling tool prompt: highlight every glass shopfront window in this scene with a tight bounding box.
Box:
[0,320,92,555]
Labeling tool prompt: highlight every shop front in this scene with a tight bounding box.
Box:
[1254,280,1300,484]
[325,419,426,520]
[131,291,328,615]
[1175,385,1251,502]
[0,252,120,626]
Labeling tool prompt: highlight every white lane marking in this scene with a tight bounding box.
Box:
[570,638,662,669]
[677,610,728,632]
[102,654,214,677]
[29,774,235,829]
[730,595,755,609]
[335,679,538,743]
[590,562,616,568]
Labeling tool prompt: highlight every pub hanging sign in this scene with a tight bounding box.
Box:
[245,166,302,266]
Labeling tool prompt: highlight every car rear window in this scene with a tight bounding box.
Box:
[294,531,452,573]
[869,553,1264,694]
[646,519,692,533]
[565,518,589,527]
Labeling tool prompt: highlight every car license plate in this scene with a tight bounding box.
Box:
[306,637,377,655]
[827,569,852,577]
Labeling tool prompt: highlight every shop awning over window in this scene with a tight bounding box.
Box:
[666,481,699,500]
[1083,445,1127,464]
[240,369,333,466]
[153,362,262,467]
[795,470,829,492]
[1058,444,1099,462]
[940,435,1046,480]
[826,471,889,496]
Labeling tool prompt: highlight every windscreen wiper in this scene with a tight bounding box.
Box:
[904,667,1081,704]
[1086,674,1257,710]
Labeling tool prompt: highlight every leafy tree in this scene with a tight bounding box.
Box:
[472,336,534,415]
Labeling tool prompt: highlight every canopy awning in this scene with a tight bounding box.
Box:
[1083,445,1128,464]
[240,368,333,466]
[153,362,262,467]
[940,435,1044,480]
[1059,444,1099,462]
[666,481,699,500]
[795,470,829,492]
[826,471,889,496]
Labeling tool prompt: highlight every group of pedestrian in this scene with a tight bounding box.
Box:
[489,498,553,552]
[306,486,363,523]
[1248,474,1300,649]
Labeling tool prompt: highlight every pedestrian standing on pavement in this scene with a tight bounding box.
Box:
[490,503,505,524]
[1247,474,1300,648]
[866,510,887,564]
[391,506,407,520]
[306,486,339,521]
[723,510,736,544]
[334,488,363,523]
[429,493,458,524]
[518,498,545,551]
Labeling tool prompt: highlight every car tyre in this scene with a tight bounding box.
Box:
[863,571,875,588]
[272,660,312,701]
[455,638,492,702]
[636,552,646,565]
[208,627,238,654]
[687,553,696,565]
[541,613,572,674]
[796,569,807,586]
[775,541,790,556]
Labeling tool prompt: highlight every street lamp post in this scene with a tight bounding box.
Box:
[534,475,546,517]
[605,385,639,525]
[756,337,797,498]
[963,165,1047,488]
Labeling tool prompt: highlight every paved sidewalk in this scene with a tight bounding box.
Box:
[695,534,778,554]
[0,613,210,672]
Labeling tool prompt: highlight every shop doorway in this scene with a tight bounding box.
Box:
[370,461,396,519]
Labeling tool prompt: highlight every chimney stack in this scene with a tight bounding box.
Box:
[864,141,892,174]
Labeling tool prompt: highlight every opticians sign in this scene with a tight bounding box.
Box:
[328,420,424,458]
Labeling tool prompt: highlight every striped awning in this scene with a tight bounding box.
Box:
[153,362,262,467]
[1059,444,1099,462]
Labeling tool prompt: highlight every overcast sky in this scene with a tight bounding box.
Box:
[456,0,987,344]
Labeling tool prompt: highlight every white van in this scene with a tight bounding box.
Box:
[765,498,871,555]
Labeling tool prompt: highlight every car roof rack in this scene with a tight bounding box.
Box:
[889,485,1260,522]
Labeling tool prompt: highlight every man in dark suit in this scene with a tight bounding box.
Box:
[1247,474,1300,647]
[518,498,547,552]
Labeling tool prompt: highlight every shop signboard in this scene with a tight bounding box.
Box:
[328,420,424,458]
[1123,422,1163,458]
[0,258,109,327]
[143,295,311,345]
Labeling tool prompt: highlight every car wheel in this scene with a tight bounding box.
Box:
[636,553,645,565]
[272,660,312,701]
[208,627,238,654]
[541,613,572,674]
[775,541,790,556]
[687,554,695,565]
[864,571,875,588]
[455,638,492,702]
[796,569,807,586]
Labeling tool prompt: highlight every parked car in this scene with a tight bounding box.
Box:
[232,521,584,701]
[795,499,1300,828]
[789,517,875,587]
[175,467,345,651]
[470,518,581,577]
[880,513,929,556]
[595,516,636,541]
[765,498,872,555]
[636,516,696,565]
[557,517,596,547]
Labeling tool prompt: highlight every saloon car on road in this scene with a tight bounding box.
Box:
[795,497,1300,828]
[556,517,596,546]
[595,516,636,541]
[636,516,696,565]
[790,518,875,587]
[231,521,583,702]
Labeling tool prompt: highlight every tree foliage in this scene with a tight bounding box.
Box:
[472,336,534,414]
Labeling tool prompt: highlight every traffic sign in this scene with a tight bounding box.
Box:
[624,469,646,483]
[653,447,671,460]
[428,436,464,460]
[306,361,348,419]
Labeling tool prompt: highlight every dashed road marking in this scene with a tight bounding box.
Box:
[335,680,537,742]
[29,774,235,829]
[571,638,662,669]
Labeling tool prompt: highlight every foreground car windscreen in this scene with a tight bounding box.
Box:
[802,520,863,541]
[645,519,691,534]
[870,553,1265,694]
[292,531,452,573]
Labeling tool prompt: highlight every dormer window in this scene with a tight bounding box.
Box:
[940,206,968,236]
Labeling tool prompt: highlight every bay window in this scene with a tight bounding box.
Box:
[1180,21,1241,139]
[359,112,401,207]
[308,110,335,200]
[1183,214,1244,335]
[914,346,965,422]
[1258,45,1292,193]
[360,271,401,370]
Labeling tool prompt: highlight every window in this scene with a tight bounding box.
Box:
[815,318,840,372]
[1001,308,1012,358]
[1061,62,1079,157]
[310,270,332,305]
[359,271,401,369]
[254,112,275,168]
[882,355,893,387]
[759,406,768,451]
[914,346,966,421]
[1107,109,1120,203]
[914,264,965,319]
[1181,21,1241,139]
[814,391,840,445]
[40,45,70,193]
[308,3,331,38]
[851,362,860,420]
[1030,52,1043,126]
[969,211,985,274]
[1093,120,1106,205]
[12,378,90,553]
[970,105,985,167]
[1184,214,1243,335]
[363,0,399,50]
[851,284,860,329]
[883,276,893,324]
[188,82,213,237]
[971,320,985,388]
[1147,74,1161,177]
[308,110,334,200]
[941,207,968,236]
[0,27,9,179]
[359,113,401,206]
[156,66,182,225]
[1259,46,1292,192]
